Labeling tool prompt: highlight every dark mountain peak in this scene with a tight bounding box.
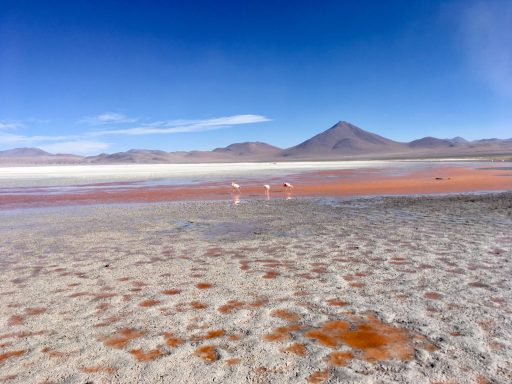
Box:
[0,147,52,157]
[284,121,403,156]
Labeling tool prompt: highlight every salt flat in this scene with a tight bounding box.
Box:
[0,193,510,383]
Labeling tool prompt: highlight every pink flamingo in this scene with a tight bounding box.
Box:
[283,182,293,191]
[231,182,241,192]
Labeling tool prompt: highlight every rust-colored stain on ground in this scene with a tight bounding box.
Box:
[263,270,279,279]
[139,299,161,307]
[195,282,213,289]
[163,332,183,347]
[81,365,116,375]
[103,327,144,349]
[263,323,302,342]
[7,315,24,326]
[190,301,207,310]
[305,315,415,362]
[262,332,289,342]
[161,289,181,295]
[282,342,307,356]
[327,351,353,366]
[424,292,443,300]
[0,349,26,363]
[326,298,349,307]
[248,298,268,308]
[24,307,46,316]
[271,309,300,322]
[468,282,490,289]
[129,348,163,362]
[95,316,120,327]
[194,345,219,363]
[41,347,65,358]
[0,331,45,340]
[305,320,350,348]
[193,329,225,340]
[218,300,245,314]
[306,369,329,383]
[225,358,240,365]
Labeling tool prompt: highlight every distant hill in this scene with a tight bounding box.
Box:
[0,147,52,157]
[0,147,83,165]
[408,137,455,149]
[213,142,281,156]
[1,121,511,165]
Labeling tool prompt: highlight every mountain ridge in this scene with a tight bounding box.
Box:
[1,121,511,164]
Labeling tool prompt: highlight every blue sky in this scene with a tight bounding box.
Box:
[0,0,511,155]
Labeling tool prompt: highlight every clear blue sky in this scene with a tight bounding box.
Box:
[1,0,511,154]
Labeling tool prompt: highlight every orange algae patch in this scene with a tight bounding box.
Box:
[162,289,181,295]
[225,358,240,365]
[190,301,207,309]
[424,292,443,300]
[194,345,219,363]
[326,299,349,307]
[129,348,163,362]
[271,309,300,322]
[81,365,116,375]
[193,329,225,341]
[7,315,24,326]
[218,300,245,314]
[306,316,415,362]
[305,320,350,348]
[139,299,161,307]
[25,307,46,316]
[41,347,65,358]
[248,298,268,308]
[196,282,213,289]
[263,333,289,342]
[164,332,183,347]
[263,270,279,279]
[0,349,25,363]
[307,369,329,383]
[203,329,225,339]
[0,331,45,340]
[327,351,353,366]
[275,324,303,334]
[103,328,144,349]
[95,316,120,327]
[282,343,307,356]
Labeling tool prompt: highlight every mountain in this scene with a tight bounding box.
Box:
[0,147,83,164]
[449,136,468,144]
[281,121,405,158]
[0,147,52,157]
[1,122,511,165]
[213,142,281,156]
[408,137,455,149]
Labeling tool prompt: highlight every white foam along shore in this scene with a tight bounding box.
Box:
[0,159,495,188]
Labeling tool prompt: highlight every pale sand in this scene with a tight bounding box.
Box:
[0,193,511,383]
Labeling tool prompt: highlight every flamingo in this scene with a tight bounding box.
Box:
[283,182,293,190]
[231,182,241,192]
[263,184,270,191]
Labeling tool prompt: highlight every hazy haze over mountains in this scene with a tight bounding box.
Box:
[1,121,511,165]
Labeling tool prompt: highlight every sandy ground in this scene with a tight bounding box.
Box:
[0,193,511,383]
